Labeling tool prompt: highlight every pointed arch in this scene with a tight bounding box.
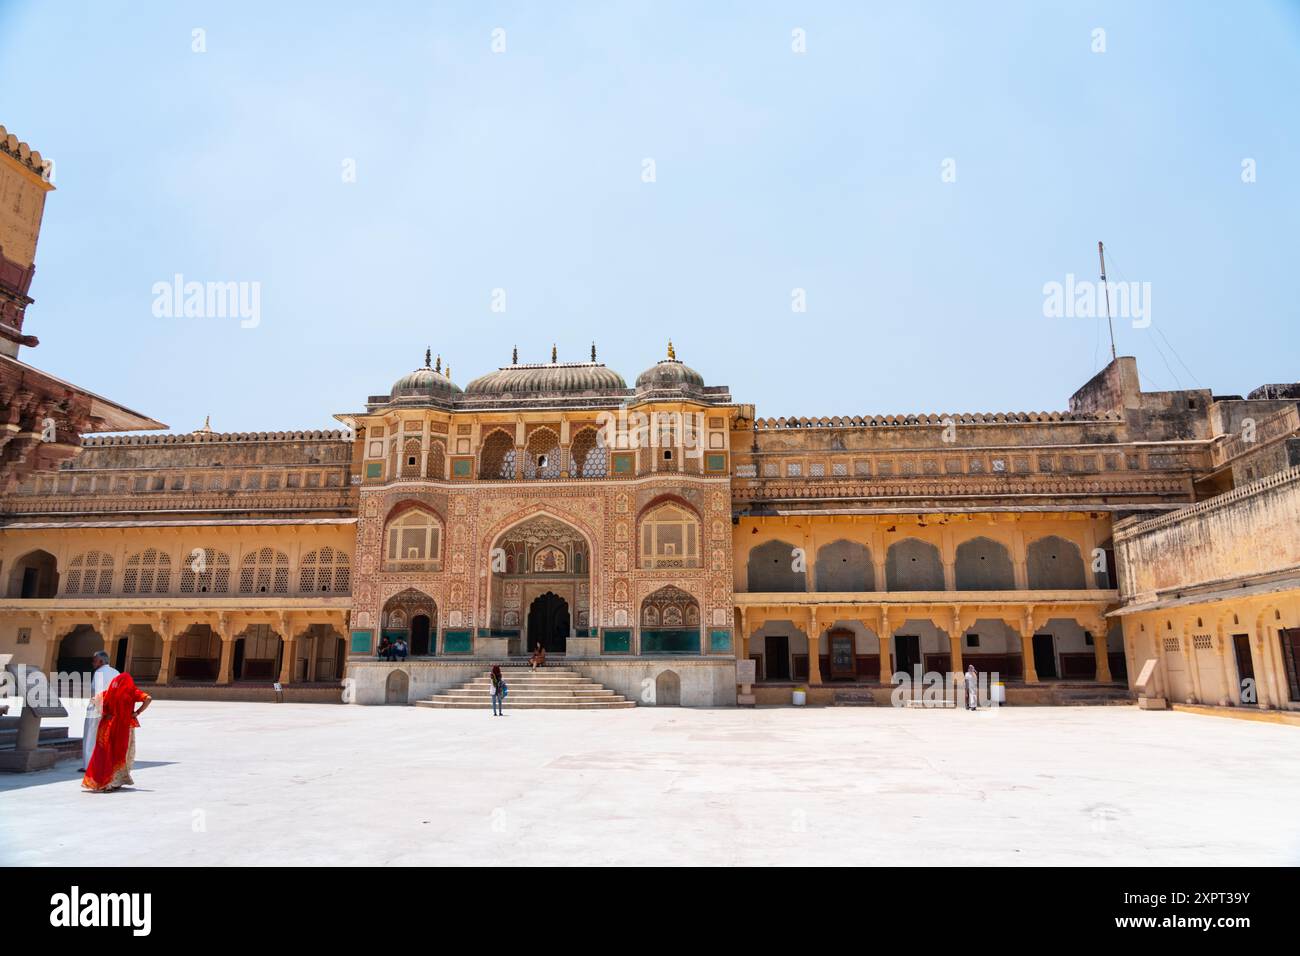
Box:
[479,428,516,479]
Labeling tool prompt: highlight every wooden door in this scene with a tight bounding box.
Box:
[1232,634,1256,705]
[1032,633,1058,679]
[765,635,790,681]
[894,634,921,679]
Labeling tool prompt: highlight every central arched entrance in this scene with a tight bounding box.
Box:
[488,512,592,657]
[527,592,570,654]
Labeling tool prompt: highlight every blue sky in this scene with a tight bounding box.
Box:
[1,0,1297,432]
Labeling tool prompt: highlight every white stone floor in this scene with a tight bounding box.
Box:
[2,698,1298,866]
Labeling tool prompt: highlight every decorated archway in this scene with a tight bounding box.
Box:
[382,588,438,656]
[488,513,591,656]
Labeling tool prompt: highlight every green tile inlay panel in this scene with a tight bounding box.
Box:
[641,629,701,654]
[612,452,635,474]
[350,629,373,654]
[452,458,472,477]
[602,629,632,654]
[706,453,727,472]
[365,462,383,479]
[709,629,733,653]
[443,630,473,654]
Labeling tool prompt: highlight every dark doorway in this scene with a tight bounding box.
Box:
[1232,634,1256,705]
[893,634,921,680]
[1281,628,1300,702]
[764,635,790,681]
[114,637,128,673]
[21,567,40,598]
[1032,633,1058,679]
[411,614,432,656]
[527,592,570,653]
[232,638,245,680]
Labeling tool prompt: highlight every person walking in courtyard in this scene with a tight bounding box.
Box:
[79,650,119,772]
[82,672,152,792]
[489,665,505,716]
[529,642,546,671]
[964,664,979,711]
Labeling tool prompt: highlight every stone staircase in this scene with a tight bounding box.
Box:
[0,714,82,761]
[415,667,636,710]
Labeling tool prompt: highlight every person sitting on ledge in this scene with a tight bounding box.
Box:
[529,642,546,670]
[394,638,408,661]
[377,637,393,661]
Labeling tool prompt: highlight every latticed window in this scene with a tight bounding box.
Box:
[426,440,446,480]
[239,547,290,594]
[639,503,700,569]
[385,510,442,570]
[64,550,114,595]
[180,548,231,593]
[570,427,606,478]
[524,428,562,479]
[479,429,516,479]
[400,438,422,478]
[123,548,172,594]
[299,546,351,593]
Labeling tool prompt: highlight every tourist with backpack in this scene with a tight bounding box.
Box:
[490,665,507,716]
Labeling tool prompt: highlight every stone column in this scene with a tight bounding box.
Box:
[1020,606,1039,683]
[1251,622,1274,710]
[739,607,750,660]
[279,632,296,685]
[1214,624,1232,706]
[1088,615,1113,683]
[806,608,822,685]
[156,616,176,686]
[1184,623,1204,704]
[216,615,235,685]
[949,607,965,676]
[877,608,892,684]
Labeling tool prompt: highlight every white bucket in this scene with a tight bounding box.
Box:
[792,690,807,706]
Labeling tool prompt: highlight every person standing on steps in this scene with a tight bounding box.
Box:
[489,665,506,716]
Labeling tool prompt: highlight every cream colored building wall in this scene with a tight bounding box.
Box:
[1115,466,1300,602]
[0,522,354,672]
[1122,593,1300,711]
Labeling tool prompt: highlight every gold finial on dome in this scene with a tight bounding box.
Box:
[446,364,451,380]
[667,339,676,361]
[424,347,431,368]
[551,344,557,363]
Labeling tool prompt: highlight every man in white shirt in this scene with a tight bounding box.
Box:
[80,650,119,771]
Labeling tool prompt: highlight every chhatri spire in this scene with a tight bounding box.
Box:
[435,354,442,373]
[424,347,431,369]
[667,339,676,361]
[551,343,557,363]
[591,341,597,362]
[512,345,518,364]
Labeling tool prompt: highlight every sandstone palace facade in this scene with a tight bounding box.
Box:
[2,124,1298,711]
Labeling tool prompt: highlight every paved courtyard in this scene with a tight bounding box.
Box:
[2,699,1298,866]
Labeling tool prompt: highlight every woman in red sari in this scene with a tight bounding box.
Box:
[82,673,151,793]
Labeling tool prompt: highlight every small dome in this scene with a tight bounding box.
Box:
[635,340,705,391]
[391,350,462,400]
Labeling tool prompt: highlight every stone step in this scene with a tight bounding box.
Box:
[415,699,636,710]
[417,668,635,710]
[0,725,72,745]
[436,691,618,697]
[462,681,608,686]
